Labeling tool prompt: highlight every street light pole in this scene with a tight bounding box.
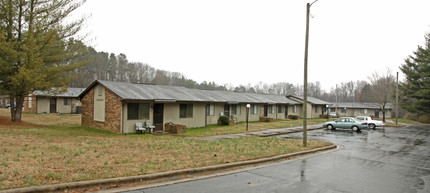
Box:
[326,104,329,120]
[303,0,318,147]
[246,104,250,132]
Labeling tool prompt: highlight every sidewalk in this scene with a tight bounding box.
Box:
[197,124,324,140]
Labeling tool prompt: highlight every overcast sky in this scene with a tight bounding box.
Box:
[75,0,430,91]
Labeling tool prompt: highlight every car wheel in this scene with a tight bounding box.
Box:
[369,124,375,129]
[327,124,334,130]
[352,126,360,132]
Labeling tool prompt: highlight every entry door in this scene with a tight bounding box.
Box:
[264,105,268,117]
[153,104,164,131]
[375,110,380,118]
[284,105,289,119]
[224,104,230,117]
[50,98,57,113]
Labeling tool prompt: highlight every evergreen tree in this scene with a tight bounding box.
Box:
[400,33,430,115]
[0,0,88,122]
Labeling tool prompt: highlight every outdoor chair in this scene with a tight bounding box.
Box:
[145,120,155,134]
[135,122,146,134]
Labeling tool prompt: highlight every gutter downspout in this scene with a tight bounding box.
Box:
[205,104,208,127]
[121,102,125,134]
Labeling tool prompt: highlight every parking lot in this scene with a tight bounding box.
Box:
[134,124,430,193]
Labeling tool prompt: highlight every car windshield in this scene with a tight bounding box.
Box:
[356,117,364,121]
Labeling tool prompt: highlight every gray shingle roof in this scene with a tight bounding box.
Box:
[329,102,393,109]
[82,80,299,104]
[287,95,330,105]
[34,87,85,98]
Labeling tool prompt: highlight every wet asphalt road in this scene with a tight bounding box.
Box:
[126,124,430,193]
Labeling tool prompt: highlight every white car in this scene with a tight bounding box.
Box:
[355,116,385,129]
[330,112,339,118]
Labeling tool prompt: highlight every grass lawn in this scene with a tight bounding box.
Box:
[389,118,422,125]
[249,118,327,129]
[184,118,328,137]
[0,109,332,190]
[385,122,406,127]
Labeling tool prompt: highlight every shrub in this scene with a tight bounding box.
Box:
[259,117,273,122]
[404,112,418,121]
[319,114,329,118]
[218,115,229,125]
[288,115,299,120]
[418,114,430,123]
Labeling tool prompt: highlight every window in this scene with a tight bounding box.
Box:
[277,105,283,113]
[360,109,367,114]
[341,108,346,113]
[251,105,258,114]
[293,105,297,113]
[356,117,364,121]
[127,103,149,120]
[180,104,193,118]
[28,97,32,108]
[97,86,103,96]
[231,104,241,115]
[267,105,275,114]
[206,104,214,116]
[315,106,318,113]
[64,98,70,105]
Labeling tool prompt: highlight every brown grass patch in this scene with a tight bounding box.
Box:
[0,116,38,128]
[0,125,331,190]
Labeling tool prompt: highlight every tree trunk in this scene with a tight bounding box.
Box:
[10,97,15,122]
[382,106,386,123]
[11,96,24,123]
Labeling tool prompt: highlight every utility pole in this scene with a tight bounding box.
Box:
[335,84,338,115]
[303,0,318,147]
[396,72,399,125]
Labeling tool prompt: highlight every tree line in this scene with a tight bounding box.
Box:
[67,49,227,91]
[68,47,378,104]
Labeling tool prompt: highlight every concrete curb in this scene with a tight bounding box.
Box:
[1,144,337,193]
[197,124,324,140]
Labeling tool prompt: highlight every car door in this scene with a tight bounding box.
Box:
[333,118,345,128]
[342,118,354,129]
[348,118,357,128]
[340,118,350,129]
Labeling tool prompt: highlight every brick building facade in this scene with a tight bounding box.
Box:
[81,86,122,133]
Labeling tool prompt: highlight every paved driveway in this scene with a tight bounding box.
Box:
[126,124,430,193]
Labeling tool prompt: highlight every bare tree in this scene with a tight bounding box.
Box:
[345,81,355,101]
[338,83,349,102]
[363,70,395,122]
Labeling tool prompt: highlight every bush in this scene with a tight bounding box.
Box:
[218,115,229,125]
[404,112,418,121]
[319,114,329,118]
[288,115,299,120]
[418,114,430,123]
[259,117,273,122]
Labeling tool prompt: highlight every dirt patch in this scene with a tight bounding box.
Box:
[0,116,39,127]
[0,108,80,126]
